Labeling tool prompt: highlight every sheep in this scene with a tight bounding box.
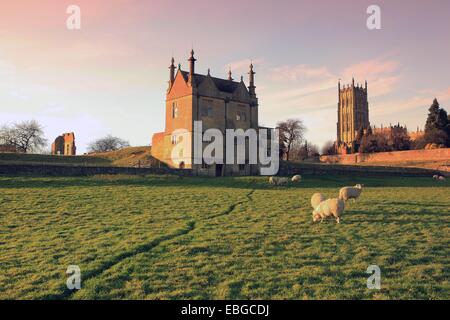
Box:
[438,176,446,181]
[339,184,363,202]
[268,176,289,186]
[312,198,345,224]
[291,174,302,183]
[433,175,439,180]
[311,193,326,210]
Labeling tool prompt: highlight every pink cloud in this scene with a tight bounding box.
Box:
[224,58,264,75]
[342,58,399,80]
[268,64,333,82]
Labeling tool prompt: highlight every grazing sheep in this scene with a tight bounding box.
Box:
[339,184,363,202]
[311,193,326,209]
[312,198,345,223]
[438,176,446,181]
[268,176,289,186]
[291,174,302,182]
[433,175,439,180]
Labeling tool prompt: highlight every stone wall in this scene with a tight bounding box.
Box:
[0,164,191,177]
[278,162,439,177]
[320,148,450,165]
[0,162,440,178]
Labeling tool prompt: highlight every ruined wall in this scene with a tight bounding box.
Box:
[51,133,76,156]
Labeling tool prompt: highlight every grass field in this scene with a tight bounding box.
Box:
[0,146,160,167]
[0,174,449,300]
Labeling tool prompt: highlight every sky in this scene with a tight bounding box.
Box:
[1,0,449,153]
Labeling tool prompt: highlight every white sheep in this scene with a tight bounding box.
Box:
[291,174,302,183]
[311,193,326,209]
[312,198,345,224]
[268,176,289,186]
[339,184,363,202]
[433,175,439,180]
[438,176,446,181]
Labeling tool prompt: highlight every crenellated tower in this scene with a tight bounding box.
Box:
[336,78,369,153]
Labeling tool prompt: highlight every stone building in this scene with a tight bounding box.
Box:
[336,79,369,154]
[51,132,76,155]
[373,123,407,137]
[151,50,266,176]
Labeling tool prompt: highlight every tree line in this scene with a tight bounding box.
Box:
[0,120,130,154]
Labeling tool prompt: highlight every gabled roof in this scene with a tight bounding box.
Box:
[180,71,243,94]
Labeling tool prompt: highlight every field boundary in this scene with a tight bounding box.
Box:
[0,164,190,177]
[320,148,450,165]
[0,162,442,178]
[279,162,441,177]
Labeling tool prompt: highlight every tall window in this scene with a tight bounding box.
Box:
[202,105,213,117]
[172,102,179,118]
[236,111,247,121]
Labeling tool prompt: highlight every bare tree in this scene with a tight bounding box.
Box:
[276,118,306,161]
[88,135,130,153]
[0,120,47,153]
[296,140,319,160]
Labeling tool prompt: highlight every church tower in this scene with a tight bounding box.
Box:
[336,79,369,153]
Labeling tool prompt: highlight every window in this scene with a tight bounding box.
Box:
[236,110,247,121]
[202,105,213,117]
[172,102,179,118]
[171,135,177,145]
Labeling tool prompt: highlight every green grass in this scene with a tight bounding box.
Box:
[0,174,449,300]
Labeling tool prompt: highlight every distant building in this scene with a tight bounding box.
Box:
[0,144,18,153]
[408,127,425,141]
[52,132,76,155]
[371,124,424,143]
[151,50,267,176]
[336,79,369,154]
[373,123,407,138]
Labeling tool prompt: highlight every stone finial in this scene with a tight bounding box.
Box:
[188,49,196,81]
[248,62,256,96]
[228,68,233,81]
[169,57,176,85]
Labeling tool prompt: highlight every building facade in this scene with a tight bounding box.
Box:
[51,132,76,155]
[336,79,369,154]
[151,50,265,176]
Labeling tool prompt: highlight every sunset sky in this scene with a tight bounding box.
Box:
[1,0,449,153]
